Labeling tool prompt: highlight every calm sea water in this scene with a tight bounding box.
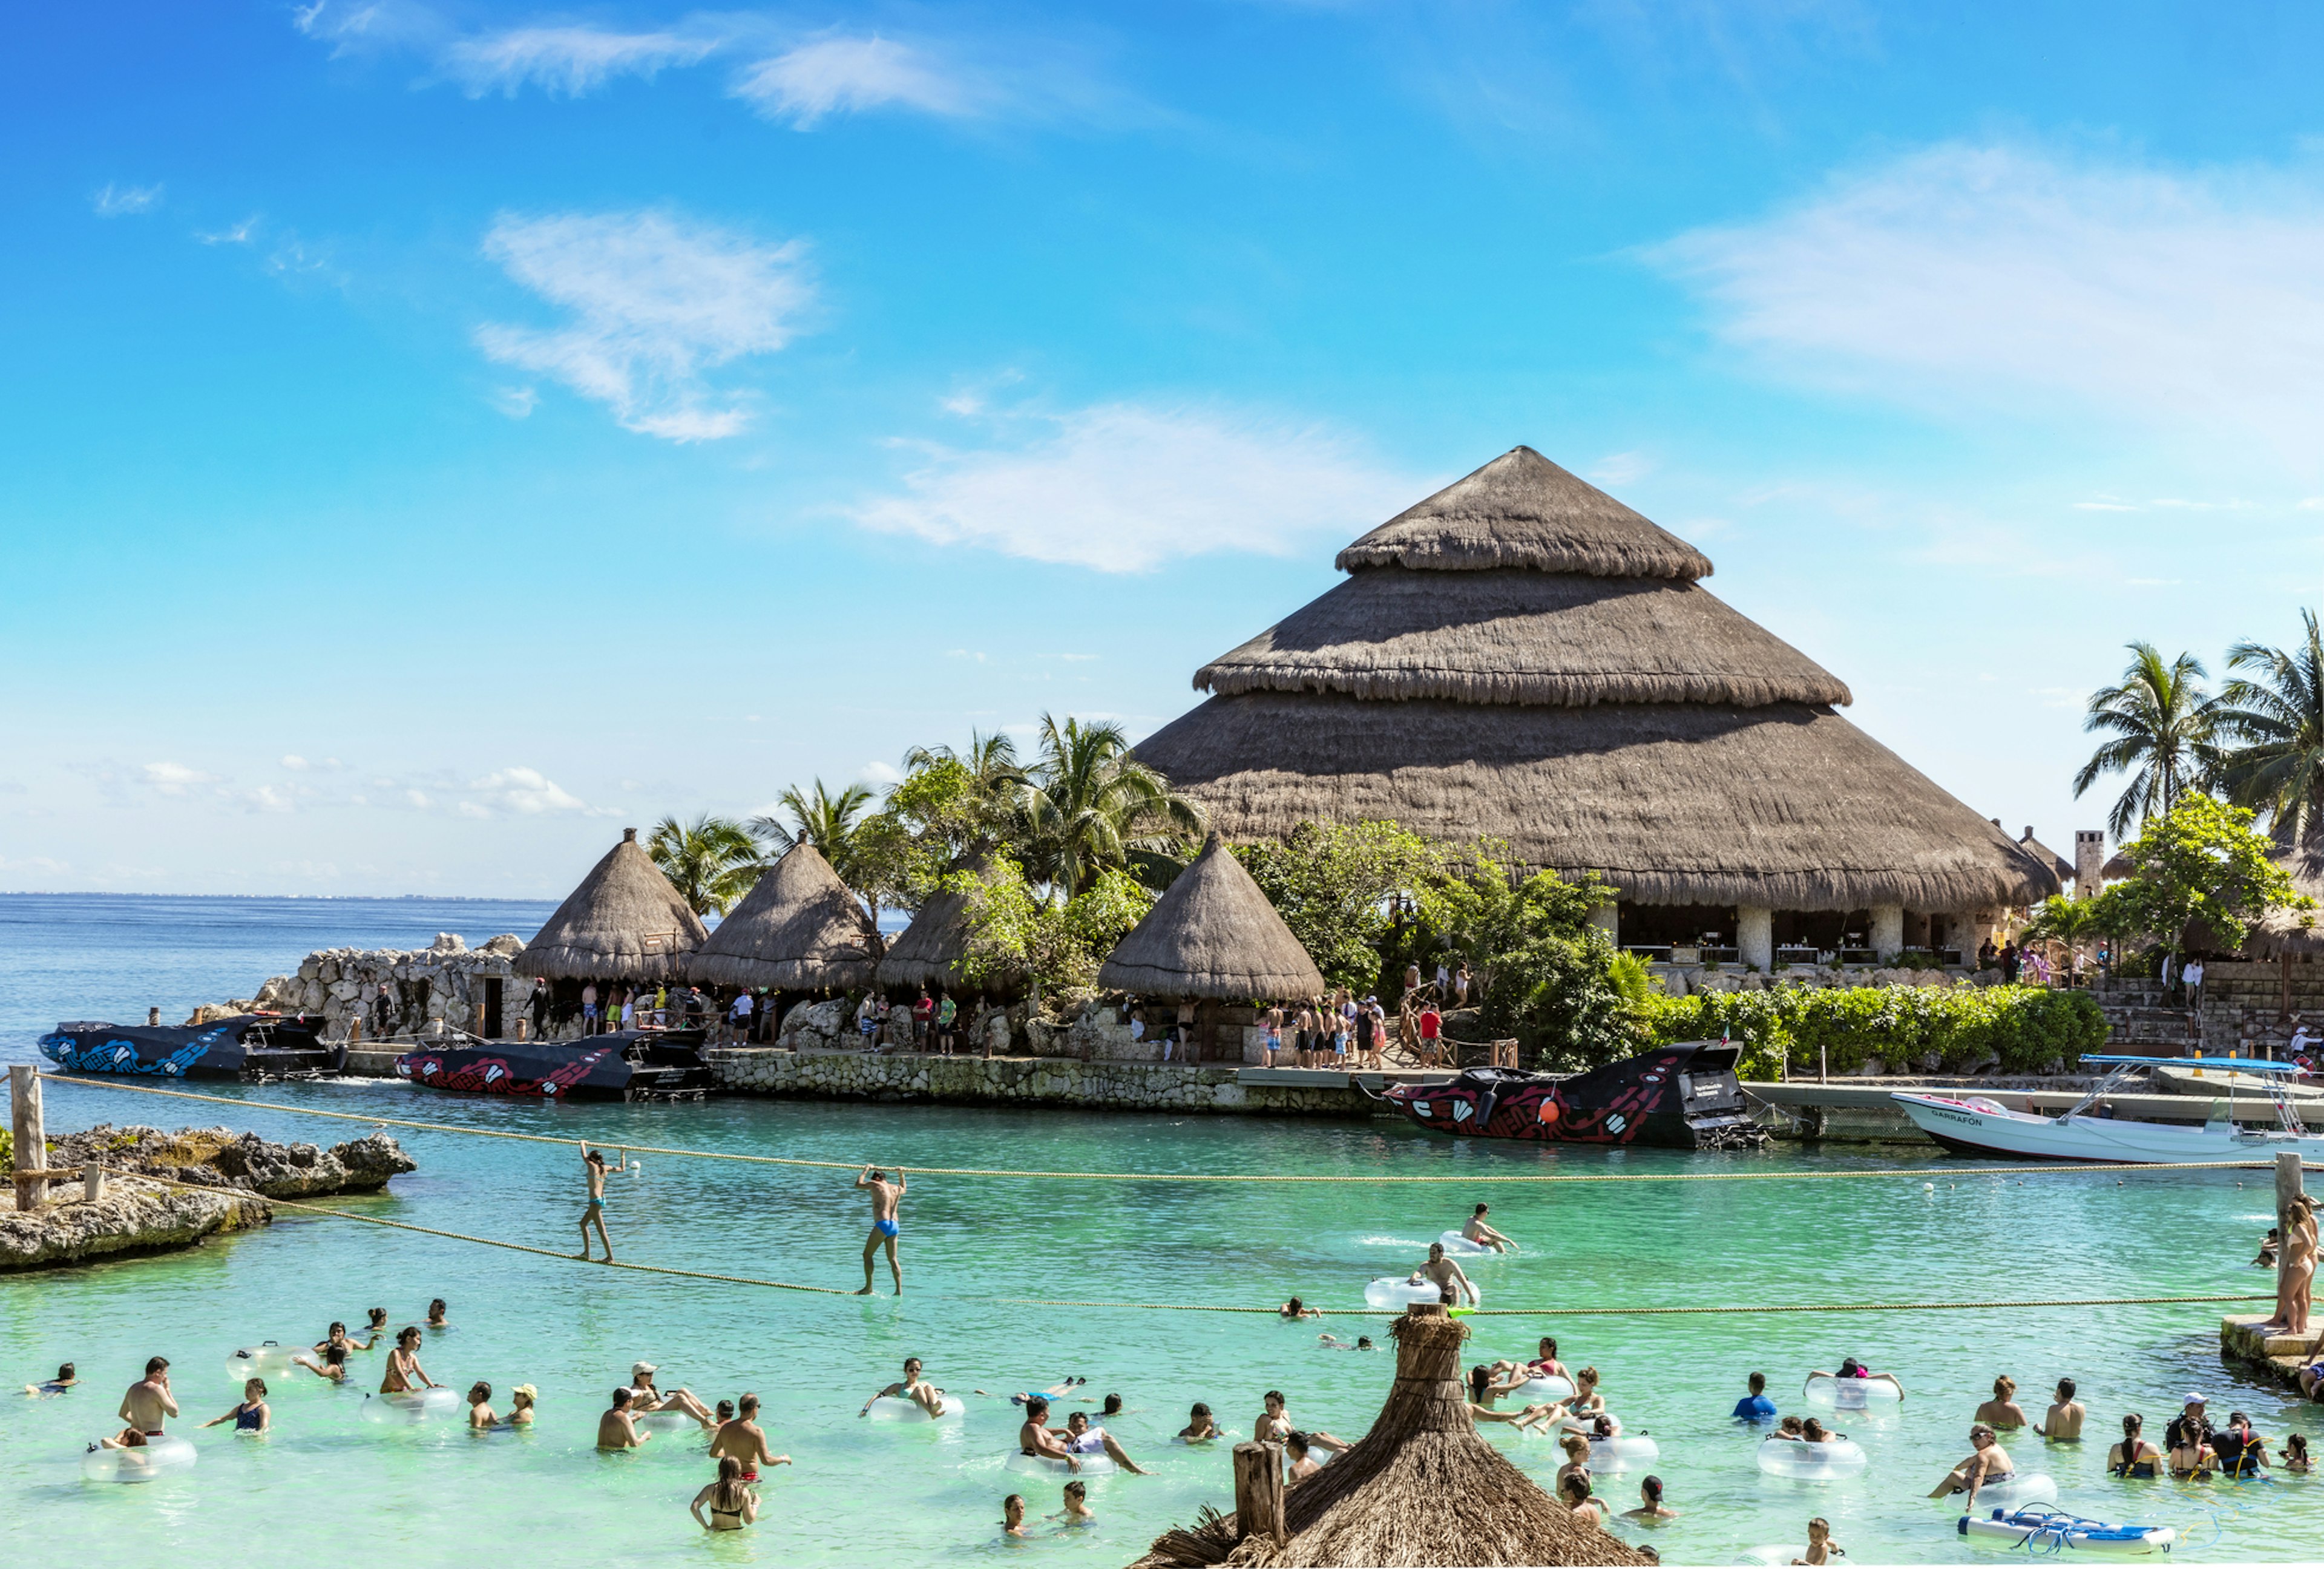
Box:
[3,896,2319,1565]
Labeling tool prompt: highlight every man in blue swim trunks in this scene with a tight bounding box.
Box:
[578,1142,629,1263]
[855,1165,906,1295]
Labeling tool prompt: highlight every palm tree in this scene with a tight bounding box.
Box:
[751,780,877,883]
[2072,643,2218,839]
[1019,713,1206,900]
[2215,610,2324,869]
[903,729,1027,807]
[2018,894,2098,979]
[646,814,760,917]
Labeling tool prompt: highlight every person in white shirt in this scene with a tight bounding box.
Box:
[728,991,754,1043]
[2183,958,2205,1009]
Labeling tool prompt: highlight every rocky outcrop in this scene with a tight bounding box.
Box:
[193,934,540,1041]
[2,1124,415,1271]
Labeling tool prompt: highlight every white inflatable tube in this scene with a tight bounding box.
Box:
[633,1409,700,1433]
[82,1436,197,1483]
[1364,1277,1482,1309]
[1514,1374,1575,1401]
[1943,1474,2056,1510]
[867,1394,963,1421]
[1804,1375,1900,1409]
[1555,1409,1622,1435]
[1738,1547,1816,1567]
[1435,1230,1508,1258]
[1586,1434,1659,1473]
[225,1343,300,1384]
[1006,1451,1117,1476]
[1756,1436,1869,1480]
[359,1387,461,1423]
[1960,1508,2174,1557]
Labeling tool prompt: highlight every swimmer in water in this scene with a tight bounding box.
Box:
[628,1363,716,1429]
[1284,1430,1324,1487]
[1318,1334,1377,1351]
[1466,1366,1567,1433]
[380,1328,439,1395]
[1975,1375,2029,1431]
[1278,1296,1321,1319]
[990,1377,1085,1405]
[1179,1403,1223,1441]
[1017,1396,1085,1472]
[577,1144,629,1263]
[709,1393,790,1480]
[465,1381,497,1429]
[1255,1390,1350,1454]
[1794,1516,1841,1565]
[25,1361,76,1397]
[597,1387,648,1450]
[690,1455,758,1531]
[1461,1202,1518,1254]
[426,1299,449,1329]
[363,1308,389,1342]
[1056,1479,1094,1524]
[1561,1470,1608,1527]
[1002,1494,1029,1539]
[861,1356,949,1418]
[1060,1409,1149,1474]
[508,1385,537,1426]
[1410,1241,1479,1308]
[313,1322,364,1358]
[292,1344,350,1382]
[1929,1423,2015,1507]
[854,1165,906,1295]
[1809,1358,1905,1400]
[119,1357,178,1437]
[2035,1378,2084,1441]
[1622,1474,1678,1522]
[203,1378,271,1433]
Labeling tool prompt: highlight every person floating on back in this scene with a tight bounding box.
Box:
[1461,1202,1518,1253]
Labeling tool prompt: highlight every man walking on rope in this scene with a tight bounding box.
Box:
[577,1142,629,1263]
[855,1165,907,1294]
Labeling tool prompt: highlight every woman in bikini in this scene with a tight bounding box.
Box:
[2272,1197,2318,1337]
[293,1344,350,1382]
[379,1326,439,1396]
[689,1456,757,1531]
[1465,1366,1566,1432]
[1974,1375,2029,1432]
[2109,1413,2161,1478]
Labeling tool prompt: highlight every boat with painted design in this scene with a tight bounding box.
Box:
[1382,1041,1762,1149]
[37,1014,342,1081]
[395,1029,718,1101]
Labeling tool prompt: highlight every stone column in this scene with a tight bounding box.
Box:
[2074,831,2105,899]
[1589,903,1619,946]
[1871,904,1905,961]
[1738,905,1774,971]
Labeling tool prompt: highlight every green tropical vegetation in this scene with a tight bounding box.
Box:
[944,859,1155,998]
[645,814,759,917]
[2214,609,2324,866]
[2084,794,2301,957]
[2072,642,2217,838]
[1017,715,1206,899]
[1640,984,2109,1080]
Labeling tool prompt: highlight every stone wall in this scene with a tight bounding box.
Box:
[707,1047,1378,1118]
[1654,963,2003,998]
[228,933,543,1043]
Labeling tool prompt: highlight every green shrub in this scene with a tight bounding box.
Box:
[1637,984,2109,1079]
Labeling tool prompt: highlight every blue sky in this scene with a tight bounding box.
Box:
[7,2,2324,896]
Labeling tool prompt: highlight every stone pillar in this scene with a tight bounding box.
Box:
[1589,903,1618,946]
[2075,831,2105,899]
[1871,904,1905,961]
[10,1066,45,1213]
[1738,905,1774,971]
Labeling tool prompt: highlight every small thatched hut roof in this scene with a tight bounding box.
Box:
[1138,446,2055,914]
[685,843,881,991]
[1129,1304,1649,1569]
[2101,851,2135,881]
[2013,825,2074,887]
[1097,833,1325,1001]
[875,884,977,992]
[521,828,706,982]
[2237,855,2324,960]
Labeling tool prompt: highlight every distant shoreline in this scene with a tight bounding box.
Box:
[0,891,551,903]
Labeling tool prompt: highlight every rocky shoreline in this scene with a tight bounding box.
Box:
[2,1124,415,1271]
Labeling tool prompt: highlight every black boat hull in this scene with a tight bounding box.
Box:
[37,1015,343,1081]
[395,1030,718,1101]
[1382,1042,1762,1149]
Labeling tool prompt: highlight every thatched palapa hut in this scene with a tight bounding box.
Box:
[1098,833,1325,1001]
[875,883,977,994]
[1129,1303,1648,1568]
[686,843,882,991]
[522,827,706,982]
[1135,447,2056,967]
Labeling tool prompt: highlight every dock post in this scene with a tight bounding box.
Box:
[1232,1440,1287,1546]
[10,1065,46,1212]
[84,1162,105,1204]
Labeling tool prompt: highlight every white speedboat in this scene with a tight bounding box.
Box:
[1893,1055,2324,1165]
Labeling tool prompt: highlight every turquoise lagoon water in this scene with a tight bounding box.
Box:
[3,896,2322,1564]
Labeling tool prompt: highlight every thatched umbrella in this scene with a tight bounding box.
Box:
[1129,1304,1650,1568]
[876,883,977,992]
[1138,446,2057,914]
[521,828,707,982]
[685,843,881,991]
[1098,833,1324,1000]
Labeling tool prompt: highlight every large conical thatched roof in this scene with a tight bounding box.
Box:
[2015,827,2073,887]
[875,883,977,992]
[685,843,881,991]
[1138,447,2055,913]
[1129,1304,1649,1568]
[1097,833,1325,1000]
[522,828,707,981]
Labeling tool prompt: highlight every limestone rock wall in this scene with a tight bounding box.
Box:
[219,932,540,1041]
[707,1048,1374,1118]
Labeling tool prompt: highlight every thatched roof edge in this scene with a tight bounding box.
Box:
[1096,833,1325,1000]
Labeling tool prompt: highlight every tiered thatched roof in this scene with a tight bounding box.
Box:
[521,828,706,981]
[1129,1303,1649,1568]
[1138,447,2056,912]
[875,884,977,992]
[685,843,881,991]
[1097,833,1325,1000]
[2014,826,2075,888]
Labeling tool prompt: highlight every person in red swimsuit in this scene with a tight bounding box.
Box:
[708,1393,789,1482]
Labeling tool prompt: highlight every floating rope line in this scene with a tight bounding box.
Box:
[94,1165,2280,1319]
[40,1073,2300,1184]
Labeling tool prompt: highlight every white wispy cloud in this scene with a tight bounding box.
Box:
[490,385,538,419]
[1653,143,2324,459]
[467,766,609,815]
[141,762,222,796]
[475,209,813,441]
[292,0,446,56]
[853,402,1420,572]
[861,759,904,785]
[442,25,722,97]
[733,34,986,127]
[93,183,162,217]
[197,217,260,246]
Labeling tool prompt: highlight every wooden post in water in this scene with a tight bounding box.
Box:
[10,1066,46,1213]
[1232,1440,1287,1547]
